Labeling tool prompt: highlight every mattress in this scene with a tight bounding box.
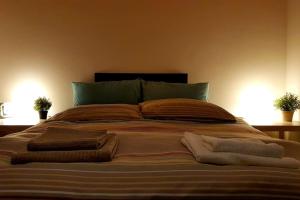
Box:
[0,118,300,199]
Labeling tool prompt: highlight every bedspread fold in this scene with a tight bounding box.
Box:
[11,134,118,164]
[28,127,108,151]
[199,134,284,158]
[182,132,300,169]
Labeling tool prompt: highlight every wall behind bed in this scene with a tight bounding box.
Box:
[287,0,300,122]
[0,0,286,119]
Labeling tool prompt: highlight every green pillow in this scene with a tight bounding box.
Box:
[72,80,141,105]
[142,81,209,101]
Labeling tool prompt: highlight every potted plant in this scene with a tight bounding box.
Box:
[34,97,52,120]
[274,92,300,122]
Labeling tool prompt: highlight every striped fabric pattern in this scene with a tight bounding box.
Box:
[1,112,300,199]
[10,134,119,164]
[27,127,108,151]
[140,98,236,122]
[47,104,143,122]
[1,164,300,199]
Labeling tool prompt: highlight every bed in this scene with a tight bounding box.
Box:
[0,73,300,200]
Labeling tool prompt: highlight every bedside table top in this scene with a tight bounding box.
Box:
[251,121,300,128]
[0,118,42,137]
[251,121,300,139]
[0,118,41,126]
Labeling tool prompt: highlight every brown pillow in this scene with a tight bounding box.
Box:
[48,104,142,122]
[140,98,236,122]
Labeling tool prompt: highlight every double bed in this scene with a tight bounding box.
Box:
[0,73,300,200]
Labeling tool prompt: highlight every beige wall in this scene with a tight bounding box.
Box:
[0,0,287,118]
[287,0,300,121]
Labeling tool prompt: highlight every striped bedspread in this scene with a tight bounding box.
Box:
[1,118,300,199]
[1,163,300,199]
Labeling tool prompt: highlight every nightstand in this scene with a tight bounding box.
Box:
[0,118,40,137]
[251,121,300,139]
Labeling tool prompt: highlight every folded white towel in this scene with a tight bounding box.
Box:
[182,133,300,169]
[199,134,284,158]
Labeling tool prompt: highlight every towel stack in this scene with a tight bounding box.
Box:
[11,127,119,164]
[182,132,300,169]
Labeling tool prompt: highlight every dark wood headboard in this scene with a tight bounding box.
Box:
[95,73,188,83]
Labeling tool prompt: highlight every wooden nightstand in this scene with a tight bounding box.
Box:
[251,121,300,139]
[0,118,40,137]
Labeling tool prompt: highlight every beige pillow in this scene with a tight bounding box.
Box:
[48,104,142,122]
[140,98,236,122]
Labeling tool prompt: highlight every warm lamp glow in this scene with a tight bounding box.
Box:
[234,83,280,124]
[10,79,48,119]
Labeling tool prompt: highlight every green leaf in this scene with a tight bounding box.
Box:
[274,92,300,111]
[33,97,52,111]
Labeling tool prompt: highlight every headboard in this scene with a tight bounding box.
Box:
[95,73,188,83]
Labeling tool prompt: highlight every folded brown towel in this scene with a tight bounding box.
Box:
[11,134,119,164]
[28,127,108,151]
